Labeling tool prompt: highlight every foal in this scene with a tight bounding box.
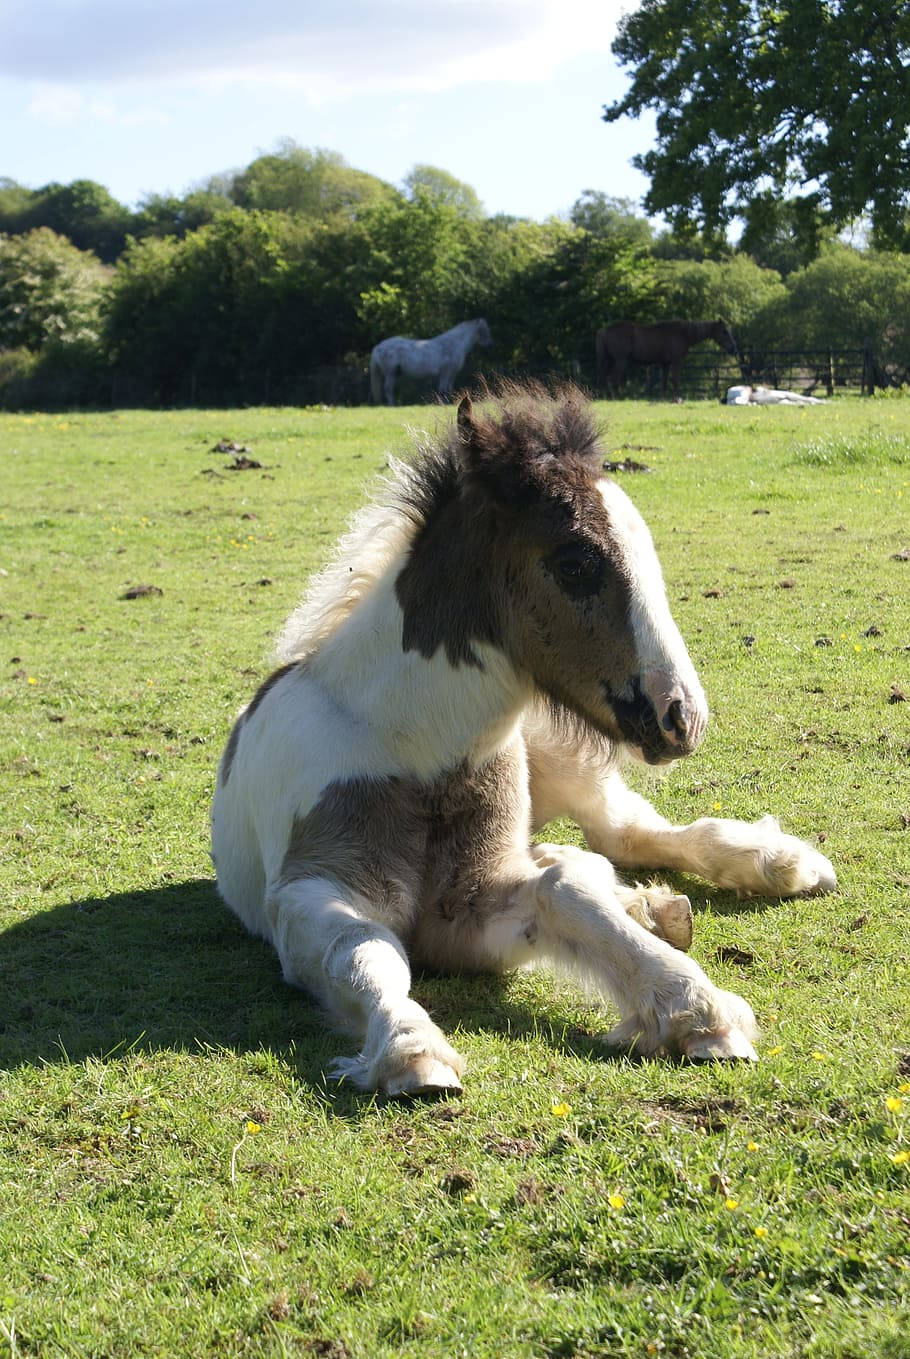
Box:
[212,387,835,1096]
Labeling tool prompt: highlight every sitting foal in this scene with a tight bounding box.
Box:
[212,386,835,1096]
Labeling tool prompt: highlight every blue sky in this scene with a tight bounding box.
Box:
[1,0,655,221]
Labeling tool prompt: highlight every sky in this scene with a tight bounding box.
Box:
[0,0,655,222]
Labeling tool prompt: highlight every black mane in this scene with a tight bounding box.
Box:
[396,382,606,531]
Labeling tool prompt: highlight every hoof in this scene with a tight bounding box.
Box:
[683,1028,758,1063]
[620,886,693,952]
[650,893,693,951]
[801,851,837,895]
[384,1057,464,1099]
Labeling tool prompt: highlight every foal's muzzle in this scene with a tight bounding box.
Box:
[605,672,708,764]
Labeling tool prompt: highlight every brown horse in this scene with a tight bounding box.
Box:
[596,319,738,399]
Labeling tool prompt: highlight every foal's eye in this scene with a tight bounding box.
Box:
[549,545,604,596]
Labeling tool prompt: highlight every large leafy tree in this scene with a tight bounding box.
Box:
[604,2,910,250]
[569,191,654,248]
[229,141,398,222]
[0,228,108,351]
[402,165,485,220]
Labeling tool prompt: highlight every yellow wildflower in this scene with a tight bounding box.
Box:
[725,1198,739,1211]
[550,1101,571,1117]
[766,1045,783,1057]
[608,1194,625,1211]
[886,1096,904,1114]
[754,1226,768,1238]
[890,1150,910,1165]
[811,1051,828,1061]
[246,1121,262,1135]
[746,1141,759,1152]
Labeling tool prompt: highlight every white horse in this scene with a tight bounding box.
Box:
[726,385,826,406]
[370,318,492,405]
[212,385,835,1097]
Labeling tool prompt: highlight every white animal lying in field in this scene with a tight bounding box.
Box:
[726,385,826,406]
[212,385,836,1097]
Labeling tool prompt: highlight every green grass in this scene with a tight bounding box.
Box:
[792,430,910,469]
[1,397,909,1358]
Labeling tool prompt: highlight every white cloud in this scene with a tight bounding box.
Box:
[25,82,168,129]
[7,0,634,99]
[26,84,85,126]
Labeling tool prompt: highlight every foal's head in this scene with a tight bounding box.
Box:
[453,387,707,763]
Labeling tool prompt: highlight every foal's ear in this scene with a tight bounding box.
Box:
[457,395,475,439]
[456,405,537,507]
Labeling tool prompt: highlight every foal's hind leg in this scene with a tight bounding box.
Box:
[525,726,693,948]
[267,876,463,1095]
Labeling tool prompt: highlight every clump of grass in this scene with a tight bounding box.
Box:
[792,429,910,468]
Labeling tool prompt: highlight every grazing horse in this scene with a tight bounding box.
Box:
[370,318,492,406]
[212,384,835,1097]
[596,319,738,399]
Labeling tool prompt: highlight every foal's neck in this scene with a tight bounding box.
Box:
[309,550,529,781]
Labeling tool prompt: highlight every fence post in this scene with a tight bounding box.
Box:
[826,351,834,397]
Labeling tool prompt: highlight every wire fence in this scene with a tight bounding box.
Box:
[550,347,878,403]
[5,344,905,411]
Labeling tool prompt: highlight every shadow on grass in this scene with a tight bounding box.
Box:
[0,879,326,1072]
[0,876,764,1094]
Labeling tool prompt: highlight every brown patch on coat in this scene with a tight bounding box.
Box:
[279,737,532,961]
[395,385,612,665]
[395,386,642,745]
[218,718,244,787]
[218,662,300,786]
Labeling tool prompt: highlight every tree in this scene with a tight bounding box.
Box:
[131,188,232,240]
[737,194,841,275]
[229,141,398,221]
[775,248,910,374]
[569,192,653,248]
[0,178,35,234]
[103,210,307,403]
[0,228,108,351]
[403,166,484,220]
[654,255,787,349]
[491,224,661,371]
[604,2,910,250]
[25,180,130,262]
[353,193,474,341]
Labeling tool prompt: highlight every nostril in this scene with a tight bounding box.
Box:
[662,698,689,741]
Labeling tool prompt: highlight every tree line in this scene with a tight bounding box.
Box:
[1,142,909,409]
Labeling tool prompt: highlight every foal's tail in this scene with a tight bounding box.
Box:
[369,349,383,404]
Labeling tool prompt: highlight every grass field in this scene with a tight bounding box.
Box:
[1,394,909,1358]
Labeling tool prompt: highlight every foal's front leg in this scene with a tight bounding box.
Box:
[485,848,757,1061]
[267,876,463,1096]
[527,718,835,898]
[579,771,836,899]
